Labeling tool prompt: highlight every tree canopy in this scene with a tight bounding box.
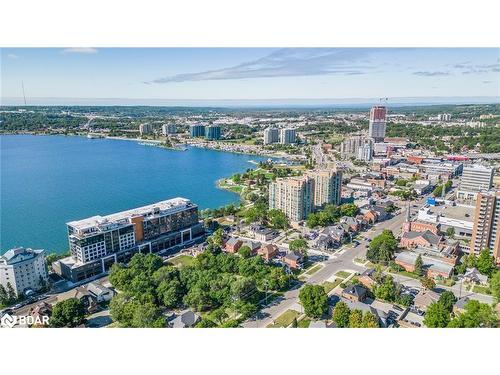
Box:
[299,285,328,319]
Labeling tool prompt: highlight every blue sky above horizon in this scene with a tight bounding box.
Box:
[1,48,499,104]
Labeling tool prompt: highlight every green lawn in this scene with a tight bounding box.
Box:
[390,270,420,279]
[267,310,301,328]
[472,285,491,295]
[354,257,366,264]
[168,254,195,268]
[335,270,351,279]
[303,264,322,276]
[437,278,456,287]
[297,318,311,328]
[322,278,342,293]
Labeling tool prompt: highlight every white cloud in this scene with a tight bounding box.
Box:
[7,53,19,59]
[61,47,98,54]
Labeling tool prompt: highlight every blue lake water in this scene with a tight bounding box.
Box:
[0,135,267,254]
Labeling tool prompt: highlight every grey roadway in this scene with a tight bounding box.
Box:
[242,203,410,328]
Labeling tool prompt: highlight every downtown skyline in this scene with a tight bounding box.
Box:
[1,48,499,106]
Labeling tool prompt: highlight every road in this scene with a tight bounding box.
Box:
[242,207,408,327]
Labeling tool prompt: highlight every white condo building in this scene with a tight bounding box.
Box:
[263,128,280,144]
[457,164,494,201]
[280,128,296,144]
[0,247,48,297]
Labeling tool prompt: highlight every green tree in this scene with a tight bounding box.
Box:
[332,301,351,328]
[208,307,229,326]
[423,302,450,327]
[131,302,165,328]
[414,254,423,276]
[448,299,498,328]
[291,317,298,328]
[110,293,138,327]
[374,276,397,302]
[420,277,436,290]
[6,282,17,302]
[438,291,457,312]
[445,227,455,238]
[476,248,495,277]
[238,246,252,259]
[50,298,86,327]
[289,238,308,255]
[299,285,328,319]
[340,203,359,217]
[267,209,289,230]
[0,284,9,306]
[362,312,379,328]
[491,271,500,303]
[207,228,224,251]
[348,309,363,328]
[366,230,397,264]
[466,253,477,268]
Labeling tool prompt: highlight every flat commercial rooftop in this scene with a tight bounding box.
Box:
[420,203,475,221]
[67,197,195,231]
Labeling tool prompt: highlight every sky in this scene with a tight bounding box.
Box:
[1,48,499,105]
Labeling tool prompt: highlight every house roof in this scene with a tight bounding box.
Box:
[343,284,368,298]
[395,251,453,276]
[284,252,302,262]
[87,282,113,297]
[226,237,242,246]
[413,290,440,308]
[243,241,261,250]
[171,310,199,328]
[454,297,470,310]
[402,230,441,246]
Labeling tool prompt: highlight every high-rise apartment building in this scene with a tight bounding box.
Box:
[206,125,221,140]
[368,106,387,142]
[457,164,494,201]
[139,123,153,135]
[357,141,373,162]
[280,128,296,144]
[0,247,48,297]
[55,198,204,282]
[263,128,280,144]
[189,124,206,138]
[470,190,500,262]
[308,169,342,208]
[269,176,315,222]
[340,136,372,159]
[162,124,176,136]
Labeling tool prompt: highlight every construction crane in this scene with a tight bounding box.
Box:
[21,81,27,105]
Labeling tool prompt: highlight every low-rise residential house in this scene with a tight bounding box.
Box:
[394,251,454,279]
[242,240,261,254]
[224,237,243,253]
[67,286,99,313]
[341,284,368,302]
[453,297,470,314]
[340,216,360,232]
[400,230,442,249]
[314,225,346,250]
[283,252,303,269]
[248,224,277,242]
[413,289,440,312]
[463,268,488,285]
[358,269,377,289]
[362,210,379,224]
[87,282,115,303]
[168,310,200,328]
[257,244,279,262]
[29,301,52,322]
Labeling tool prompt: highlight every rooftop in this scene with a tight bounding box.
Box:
[0,247,45,265]
[67,197,195,232]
